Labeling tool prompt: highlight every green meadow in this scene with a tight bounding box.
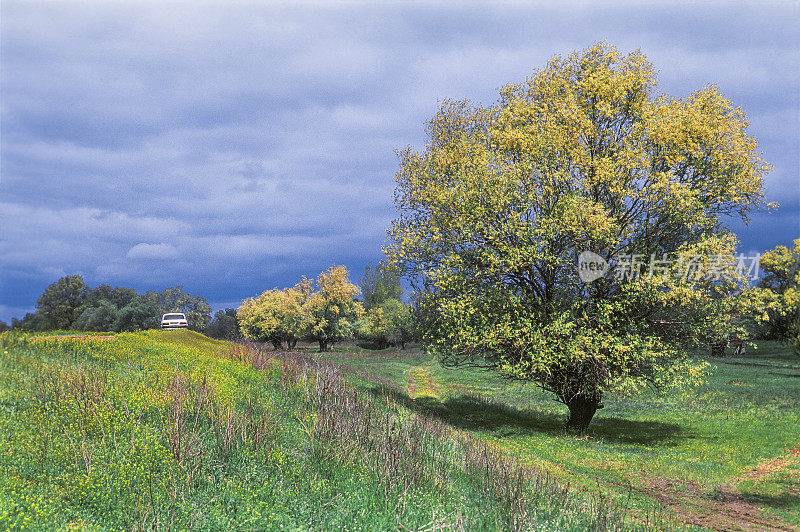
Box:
[0,330,642,531]
[1,330,797,530]
[329,341,800,530]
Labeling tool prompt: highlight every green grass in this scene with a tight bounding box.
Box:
[329,341,800,529]
[0,331,644,531]
[5,330,794,529]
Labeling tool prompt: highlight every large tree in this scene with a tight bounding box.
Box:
[388,43,769,430]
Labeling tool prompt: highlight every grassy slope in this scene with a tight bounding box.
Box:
[330,342,800,529]
[0,331,636,531]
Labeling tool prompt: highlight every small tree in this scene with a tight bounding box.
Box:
[759,239,800,354]
[356,299,413,349]
[307,266,363,351]
[358,306,392,349]
[238,290,289,348]
[381,298,414,349]
[237,279,312,349]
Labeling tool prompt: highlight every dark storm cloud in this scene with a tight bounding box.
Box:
[1,1,798,321]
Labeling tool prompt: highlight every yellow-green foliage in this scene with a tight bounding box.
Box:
[388,42,768,428]
[237,277,312,348]
[361,306,392,344]
[759,239,800,354]
[358,299,414,349]
[239,266,363,351]
[305,265,364,349]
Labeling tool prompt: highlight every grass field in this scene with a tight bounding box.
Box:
[1,330,651,531]
[329,341,800,530]
[2,330,796,530]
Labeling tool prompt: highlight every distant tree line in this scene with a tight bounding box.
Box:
[238,264,420,351]
[0,275,240,339]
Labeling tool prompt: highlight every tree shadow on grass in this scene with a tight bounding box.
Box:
[769,371,800,378]
[739,489,800,512]
[370,386,691,447]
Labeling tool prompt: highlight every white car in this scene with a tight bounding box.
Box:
[161,313,188,330]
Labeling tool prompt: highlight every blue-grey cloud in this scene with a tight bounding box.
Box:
[1,1,798,322]
[126,243,180,261]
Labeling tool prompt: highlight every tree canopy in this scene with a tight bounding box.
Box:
[17,276,211,333]
[361,262,403,309]
[388,43,769,429]
[237,266,362,352]
[759,239,800,354]
[36,275,88,329]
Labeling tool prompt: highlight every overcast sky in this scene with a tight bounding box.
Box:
[1,1,798,322]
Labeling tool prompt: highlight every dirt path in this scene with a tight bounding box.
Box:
[602,444,800,531]
[739,445,800,483]
[636,476,794,531]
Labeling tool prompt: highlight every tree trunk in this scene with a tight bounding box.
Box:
[565,395,603,431]
[732,339,745,357]
[271,339,283,351]
[288,338,297,350]
[711,339,727,357]
[318,339,328,352]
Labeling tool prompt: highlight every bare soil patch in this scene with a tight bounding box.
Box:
[637,476,795,531]
[739,445,800,483]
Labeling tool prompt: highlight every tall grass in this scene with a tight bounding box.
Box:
[231,344,669,530]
